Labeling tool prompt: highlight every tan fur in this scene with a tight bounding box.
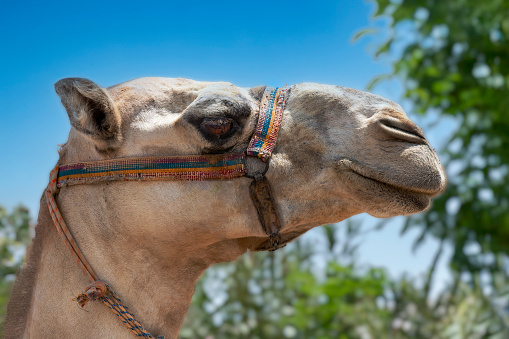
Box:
[5,78,445,338]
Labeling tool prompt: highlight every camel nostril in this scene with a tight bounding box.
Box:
[378,118,427,144]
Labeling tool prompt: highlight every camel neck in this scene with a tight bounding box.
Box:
[13,191,246,339]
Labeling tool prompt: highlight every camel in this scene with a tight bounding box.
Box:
[5,77,445,338]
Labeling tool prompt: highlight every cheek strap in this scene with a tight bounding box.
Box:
[249,172,283,251]
[245,86,289,251]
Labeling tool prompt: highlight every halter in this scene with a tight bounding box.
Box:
[45,86,289,338]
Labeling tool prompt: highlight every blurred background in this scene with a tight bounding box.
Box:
[1,0,508,338]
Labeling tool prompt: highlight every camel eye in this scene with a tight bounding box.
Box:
[201,118,234,137]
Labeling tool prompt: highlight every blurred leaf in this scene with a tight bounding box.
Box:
[367,74,394,90]
[351,28,378,42]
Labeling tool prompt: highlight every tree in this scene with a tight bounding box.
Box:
[0,205,31,335]
[362,0,509,287]
[181,223,393,338]
[181,223,509,338]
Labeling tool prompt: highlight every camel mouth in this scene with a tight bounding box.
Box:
[342,168,433,216]
[336,158,444,197]
[347,169,433,197]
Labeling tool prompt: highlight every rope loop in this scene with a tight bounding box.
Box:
[269,231,282,252]
[74,281,108,308]
[47,165,59,195]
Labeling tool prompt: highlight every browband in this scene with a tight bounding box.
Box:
[57,154,247,188]
[55,86,288,188]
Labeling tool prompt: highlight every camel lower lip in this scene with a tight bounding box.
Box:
[336,158,443,196]
[346,168,433,197]
[342,169,433,215]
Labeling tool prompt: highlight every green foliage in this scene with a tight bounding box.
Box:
[0,205,31,334]
[368,0,509,279]
[283,263,389,338]
[182,224,509,338]
[181,224,391,338]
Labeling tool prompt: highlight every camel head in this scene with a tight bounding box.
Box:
[4,77,446,339]
[53,77,445,256]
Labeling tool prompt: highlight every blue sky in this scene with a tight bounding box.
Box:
[0,0,451,290]
[1,0,390,214]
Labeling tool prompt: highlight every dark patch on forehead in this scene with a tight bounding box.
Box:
[183,94,253,131]
[187,94,252,118]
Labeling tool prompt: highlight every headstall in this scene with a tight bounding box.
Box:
[45,86,289,338]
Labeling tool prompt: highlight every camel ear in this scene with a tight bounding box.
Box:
[249,85,267,102]
[55,78,122,148]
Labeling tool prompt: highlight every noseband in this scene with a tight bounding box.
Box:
[45,86,289,338]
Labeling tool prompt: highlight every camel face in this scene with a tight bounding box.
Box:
[4,77,446,339]
[55,77,445,251]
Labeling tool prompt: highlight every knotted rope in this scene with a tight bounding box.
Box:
[46,166,162,338]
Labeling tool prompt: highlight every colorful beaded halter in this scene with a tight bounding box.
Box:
[55,86,288,188]
[57,154,247,187]
[46,86,289,338]
[247,86,288,161]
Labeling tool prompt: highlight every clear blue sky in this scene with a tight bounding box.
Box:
[0,0,451,290]
[1,0,389,213]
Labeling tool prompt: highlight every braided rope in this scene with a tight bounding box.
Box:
[46,166,159,338]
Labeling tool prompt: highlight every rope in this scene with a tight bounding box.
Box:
[46,166,161,338]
